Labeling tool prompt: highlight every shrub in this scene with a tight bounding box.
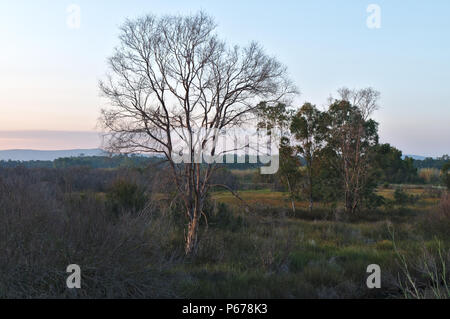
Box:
[203,200,245,232]
[394,189,418,206]
[364,193,385,210]
[106,179,147,215]
[394,238,450,299]
[420,194,450,238]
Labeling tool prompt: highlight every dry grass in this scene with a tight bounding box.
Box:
[419,193,450,239]
[0,168,448,299]
[229,169,258,177]
[212,189,328,210]
[419,168,442,184]
[394,237,450,299]
[0,173,183,298]
[212,186,440,213]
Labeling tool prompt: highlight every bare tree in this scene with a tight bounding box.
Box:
[99,12,295,255]
[337,87,380,120]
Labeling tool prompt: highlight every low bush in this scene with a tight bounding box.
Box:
[106,178,147,215]
[394,238,450,299]
[420,194,450,239]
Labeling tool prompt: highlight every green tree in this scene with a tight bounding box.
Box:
[313,146,341,206]
[325,96,379,214]
[290,103,326,212]
[256,102,293,133]
[256,102,302,211]
[371,144,418,184]
[442,162,450,189]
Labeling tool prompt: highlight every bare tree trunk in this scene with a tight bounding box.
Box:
[286,178,296,213]
[308,163,313,213]
[185,208,200,256]
[291,199,296,214]
[184,163,204,256]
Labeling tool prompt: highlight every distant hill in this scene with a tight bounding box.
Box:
[0,149,106,161]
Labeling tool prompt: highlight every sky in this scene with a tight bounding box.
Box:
[0,0,449,156]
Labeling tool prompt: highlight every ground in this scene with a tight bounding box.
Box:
[1,170,447,298]
[165,185,448,298]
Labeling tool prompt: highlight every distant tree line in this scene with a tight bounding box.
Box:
[0,154,265,170]
[413,155,450,170]
[0,155,159,169]
[0,160,54,169]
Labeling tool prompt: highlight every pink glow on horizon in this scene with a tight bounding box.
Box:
[0,131,102,150]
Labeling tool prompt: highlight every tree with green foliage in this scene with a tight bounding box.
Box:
[290,103,326,212]
[324,88,380,214]
[313,146,342,206]
[256,102,302,212]
[442,162,450,189]
[256,102,294,133]
[414,155,450,170]
[371,144,418,184]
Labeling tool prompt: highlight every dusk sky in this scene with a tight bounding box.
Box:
[0,0,449,156]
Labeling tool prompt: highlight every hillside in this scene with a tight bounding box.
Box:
[0,149,106,161]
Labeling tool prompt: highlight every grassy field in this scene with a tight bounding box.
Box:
[165,185,448,298]
[212,186,442,210]
[1,169,448,298]
[175,202,448,298]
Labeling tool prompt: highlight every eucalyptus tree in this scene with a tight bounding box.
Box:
[99,12,295,255]
[255,102,302,213]
[278,136,303,213]
[442,162,450,189]
[290,103,326,212]
[326,88,380,214]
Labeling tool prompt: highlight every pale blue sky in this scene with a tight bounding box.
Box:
[0,0,449,156]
